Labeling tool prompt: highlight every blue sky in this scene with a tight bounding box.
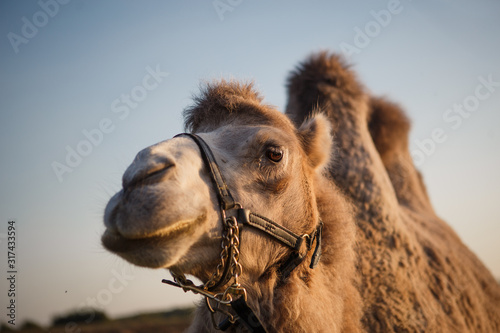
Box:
[1,0,499,327]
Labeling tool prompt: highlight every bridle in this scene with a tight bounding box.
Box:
[162,133,323,332]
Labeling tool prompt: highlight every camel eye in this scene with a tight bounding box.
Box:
[266,148,283,163]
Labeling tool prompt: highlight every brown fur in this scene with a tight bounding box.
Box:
[286,51,500,332]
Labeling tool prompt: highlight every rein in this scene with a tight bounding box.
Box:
[162,133,323,332]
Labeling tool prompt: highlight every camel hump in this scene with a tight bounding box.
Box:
[368,96,411,164]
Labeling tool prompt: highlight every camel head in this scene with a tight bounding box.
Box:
[102,81,332,284]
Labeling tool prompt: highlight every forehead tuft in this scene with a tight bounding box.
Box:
[183,80,295,134]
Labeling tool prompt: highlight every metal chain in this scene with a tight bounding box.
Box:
[167,213,246,331]
[205,216,248,330]
[169,215,243,292]
[203,215,235,290]
[226,217,242,285]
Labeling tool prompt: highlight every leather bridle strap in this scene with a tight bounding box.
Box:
[175,133,236,210]
[237,209,323,279]
[174,133,236,293]
[175,133,322,268]
[231,297,268,333]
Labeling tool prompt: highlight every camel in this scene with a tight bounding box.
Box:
[102,52,500,332]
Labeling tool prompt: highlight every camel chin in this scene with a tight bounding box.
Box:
[102,229,199,270]
[101,213,207,269]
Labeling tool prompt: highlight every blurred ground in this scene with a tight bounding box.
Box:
[0,308,194,333]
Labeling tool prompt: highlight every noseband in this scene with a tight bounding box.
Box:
[162,133,323,332]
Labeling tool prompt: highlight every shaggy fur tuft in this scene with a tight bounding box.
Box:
[183,80,288,133]
[286,51,365,127]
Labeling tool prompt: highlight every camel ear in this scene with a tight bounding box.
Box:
[297,112,333,170]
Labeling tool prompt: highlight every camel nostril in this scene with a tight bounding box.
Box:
[123,163,175,191]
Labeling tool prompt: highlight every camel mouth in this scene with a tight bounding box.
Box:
[102,216,204,255]
[102,229,164,254]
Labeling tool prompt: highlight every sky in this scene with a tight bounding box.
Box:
[1,0,499,328]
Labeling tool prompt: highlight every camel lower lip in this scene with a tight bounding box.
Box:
[102,219,200,254]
